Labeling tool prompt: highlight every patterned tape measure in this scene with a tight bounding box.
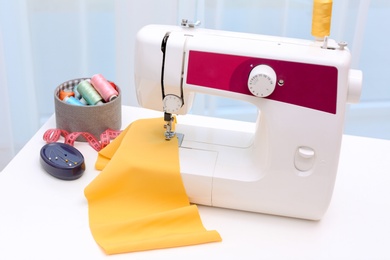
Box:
[43,128,122,152]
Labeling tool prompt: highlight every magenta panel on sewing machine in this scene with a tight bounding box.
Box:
[186,50,338,114]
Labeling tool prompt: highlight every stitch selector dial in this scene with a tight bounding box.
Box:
[247,65,277,97]
[163,94,183,114]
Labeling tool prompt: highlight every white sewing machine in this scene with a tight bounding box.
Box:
[134,20,362,220]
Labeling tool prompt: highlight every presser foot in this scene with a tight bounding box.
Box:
[163,112,184,146]
[164,131,184,146]
[164,129,175,140]
[164,112,175,140]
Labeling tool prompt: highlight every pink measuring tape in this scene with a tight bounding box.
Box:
[43,128,122,152]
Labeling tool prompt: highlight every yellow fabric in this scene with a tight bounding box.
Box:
[84,117,221,254]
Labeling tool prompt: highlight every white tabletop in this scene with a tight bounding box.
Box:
[0,106,389,260]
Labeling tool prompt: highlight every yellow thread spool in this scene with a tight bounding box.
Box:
[311,0,333,40]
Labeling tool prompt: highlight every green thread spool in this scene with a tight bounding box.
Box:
[76,80,103,105]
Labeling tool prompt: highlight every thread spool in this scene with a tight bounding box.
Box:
[64,96,85,106]
[59,89,75,100]
[76,80,104,105]
[90,74,119,102]
[110,82,118,91]
[79,97,88,105]
[73,84,81,99]
[72,85,88,104]
[311,0,333,40]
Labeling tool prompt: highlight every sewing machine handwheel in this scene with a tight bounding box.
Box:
[163,94,183,114]
[247,64,277,97]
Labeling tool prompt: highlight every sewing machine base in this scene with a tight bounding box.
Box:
[176,113,336,221]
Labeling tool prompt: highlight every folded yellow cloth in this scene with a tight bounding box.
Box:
[84,117,221,254]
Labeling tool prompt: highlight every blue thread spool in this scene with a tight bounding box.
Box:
[76,80,103,105]
[73,85,81,99]
[64,96,85,106]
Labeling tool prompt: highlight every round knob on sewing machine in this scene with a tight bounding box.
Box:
[163,94,183,114]
[247,65,277,97]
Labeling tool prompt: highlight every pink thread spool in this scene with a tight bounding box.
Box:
[90,74,119,102]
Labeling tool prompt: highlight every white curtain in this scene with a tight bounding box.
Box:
[0,0,388,171]
[0,0,39,170]
[0,25,14,168]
